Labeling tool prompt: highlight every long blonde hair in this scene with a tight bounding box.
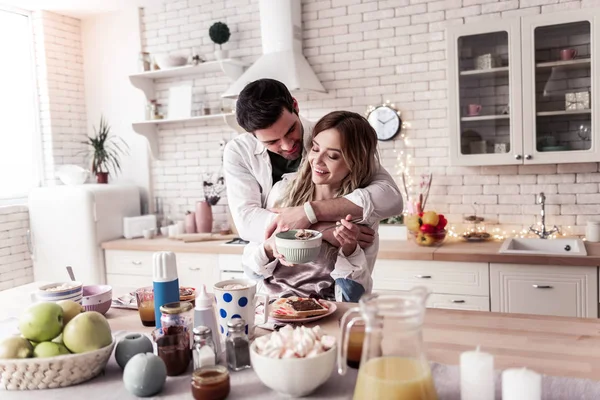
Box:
[279,111,380,208]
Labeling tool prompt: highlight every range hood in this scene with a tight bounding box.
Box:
[221,0,326,98]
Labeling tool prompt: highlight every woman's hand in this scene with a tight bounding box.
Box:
[264,230,295,266]
[333,214,360,256]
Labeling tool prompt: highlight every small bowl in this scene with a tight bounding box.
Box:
[33,282,83,304]
[142,229,156,239]
[82,285,113,315]
[410,229,447,247]
[179,287,196,307]
[275,230,322,264]
[154,53,188,69]
[250,341,336,397]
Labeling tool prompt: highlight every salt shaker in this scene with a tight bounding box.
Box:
[192,326,216,369]
[225,318,251,371]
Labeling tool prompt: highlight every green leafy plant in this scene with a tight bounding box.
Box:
[82,116,128,176]
[209,22,231,48]
[381,215,404,225]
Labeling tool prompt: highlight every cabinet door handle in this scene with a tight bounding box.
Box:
[131,260,142,265]
[415,275,432,279]
[532,284,553,289]
[515,154,522,160]
[451,300,465,303]
[188,266,201,270]
[525,154,532,160]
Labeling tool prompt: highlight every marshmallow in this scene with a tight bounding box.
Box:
[254,325,336,359]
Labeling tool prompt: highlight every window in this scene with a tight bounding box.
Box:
[0,7,41,203]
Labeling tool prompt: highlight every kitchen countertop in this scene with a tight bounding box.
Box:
[102,236,600,266]
[2,282,600,381]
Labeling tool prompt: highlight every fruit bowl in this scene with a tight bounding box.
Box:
[0,338,115,390]
[410,229,447,247]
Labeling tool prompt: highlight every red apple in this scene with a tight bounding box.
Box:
[436,216,447,230]
[419,224,436,234]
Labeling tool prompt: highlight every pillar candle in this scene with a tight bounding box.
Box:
[460,346,495,400]
[502,368,542,400]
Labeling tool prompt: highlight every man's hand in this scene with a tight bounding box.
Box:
[357,225,375,248]
[265,206,311,239]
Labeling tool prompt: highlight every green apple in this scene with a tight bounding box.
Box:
[405,215,421,232]
[0,336,33,359]
[33,342,70,358]
[19,302,63,342]
[52,333,63,344]
[63,311,112,354]
[56,300,84,326]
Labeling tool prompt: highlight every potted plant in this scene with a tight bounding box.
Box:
[83,116,128,184]
[209,21,231,60]
[379,214,408,241]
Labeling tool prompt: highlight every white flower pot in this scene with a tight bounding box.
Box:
[214,49,228,60]
[378,224,408,241]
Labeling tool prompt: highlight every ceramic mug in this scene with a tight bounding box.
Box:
[213,279,269,339]
[560,48,577,61]
[470,140,487,154]
[468,104,482,116]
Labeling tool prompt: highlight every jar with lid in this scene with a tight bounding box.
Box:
[191,365,230,400]
[586,221,600,242]
[160,301,193,337]
[193,326,216,369]
[225,318,251,371]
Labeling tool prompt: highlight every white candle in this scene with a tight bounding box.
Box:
[460,346,494,400]
[502,367,542,400]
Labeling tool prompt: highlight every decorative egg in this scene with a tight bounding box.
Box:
[123,353,167,397]
[115,333,154,369]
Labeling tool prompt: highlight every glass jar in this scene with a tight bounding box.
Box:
[191,365,230,400]
[225,318,251,371]
[160,301,193,337]
[193,326,216,369]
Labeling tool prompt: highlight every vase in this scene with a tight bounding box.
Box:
[196,201,213,233]
[214,49,228,60]
[185,212,197,234]
[96,172,109,184]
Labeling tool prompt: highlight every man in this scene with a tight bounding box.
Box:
[223,78,403,247]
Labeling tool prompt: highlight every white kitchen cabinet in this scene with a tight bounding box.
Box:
[490,263,598,318]
[448,10,600,166]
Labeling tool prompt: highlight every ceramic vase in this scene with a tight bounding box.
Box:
[214,49,228,60]
[196,201,213,233]
[96,172,108,184]
[185,212,197,234]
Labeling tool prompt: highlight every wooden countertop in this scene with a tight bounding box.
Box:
[102,236,600,266]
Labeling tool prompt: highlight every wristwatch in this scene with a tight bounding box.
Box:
[303,202,318,224]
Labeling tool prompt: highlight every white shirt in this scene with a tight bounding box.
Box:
[223,116,403,243]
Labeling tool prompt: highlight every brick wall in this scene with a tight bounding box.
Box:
[0,206,33,290]
[32,10,88,186]
[140,0,600,235]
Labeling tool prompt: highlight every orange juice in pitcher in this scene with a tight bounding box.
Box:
[338,288,438,400]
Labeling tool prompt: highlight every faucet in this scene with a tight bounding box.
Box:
[529,192,559,239]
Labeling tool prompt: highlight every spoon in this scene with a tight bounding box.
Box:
[317,218,363,234]
[66,266,76,282]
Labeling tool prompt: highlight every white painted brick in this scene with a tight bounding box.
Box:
[499,195,537,205]
[501,7,541,17]
[557,163,597,173]
[411,32,444,44]
[577,194,600,204]
[332,0,361,6]
[446,5,481,19]
[582,0,600,7]
[517,164,557,175]
[520,184,558,195]
[558,183,598,193]
[577,173,600,183]
[318,6,347,19]
[364,9,395,21]
[428,0,462,12]
[538,174,576,184]
[380,16,411,28]
[561,205,600,215]
[521,0,558,7]
[484,185,520,195]
[396,4,427,16]
[347,2,378,14]
[333,14,362,26]
[348,21,380,33]
[448,185,482,195]
[542,1,581,11]
[485,205,522,214]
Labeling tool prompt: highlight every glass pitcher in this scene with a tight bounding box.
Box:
[338,287,438,400]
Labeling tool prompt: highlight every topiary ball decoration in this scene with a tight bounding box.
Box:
[209,22,231,48]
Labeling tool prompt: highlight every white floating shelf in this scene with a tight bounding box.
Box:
[461,115,510,122]
[132,113,245,160]
[459,67,509,76]
[536,58,591,69]
[129,59,247,81]
[536,109,592,117]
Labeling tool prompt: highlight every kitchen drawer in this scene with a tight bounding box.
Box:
[176,253,219,288]
[220,270,246,281]
[105,250,153,276]
[218,254,243,272]
[490,263,598,318]
[106,273,151,288]
[371,289,490,311]
[372,260,489,296]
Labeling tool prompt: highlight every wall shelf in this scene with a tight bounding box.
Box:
[536,58,591,69]
[129,58,248,159]
[461,115,510,122]
[536,109,591,117]
[459,67,509,76]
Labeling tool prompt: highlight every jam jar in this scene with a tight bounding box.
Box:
[191,365,230,400]
[160,301,193,336]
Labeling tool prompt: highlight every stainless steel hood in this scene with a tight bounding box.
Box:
[221,0,327,98]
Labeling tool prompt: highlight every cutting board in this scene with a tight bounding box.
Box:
[172,233,238,243]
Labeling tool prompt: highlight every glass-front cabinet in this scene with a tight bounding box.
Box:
[448,20,523,166]
[448,11,600,166]
[522,11,599,164]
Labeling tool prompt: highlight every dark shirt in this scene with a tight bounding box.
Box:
[268,151,301,185]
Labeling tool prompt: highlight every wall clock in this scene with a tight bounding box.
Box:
[366,102,402,141]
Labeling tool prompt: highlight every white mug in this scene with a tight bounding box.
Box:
[213,279,269,339]
[176,220,185,235]
[168,224,178,238]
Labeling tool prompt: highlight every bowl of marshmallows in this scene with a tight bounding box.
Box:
[250,325,336,397]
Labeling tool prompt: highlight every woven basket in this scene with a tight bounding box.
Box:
[0,339,115,390]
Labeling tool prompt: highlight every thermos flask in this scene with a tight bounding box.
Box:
[152,251,180,328]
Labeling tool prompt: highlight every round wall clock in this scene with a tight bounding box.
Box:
[366,104,402,141]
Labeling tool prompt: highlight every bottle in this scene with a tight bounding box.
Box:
[152,251,180,329]
[192,326,216,369]
[225,318,251,371]
[194,284,221,357]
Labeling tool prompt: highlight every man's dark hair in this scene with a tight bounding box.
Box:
[236,79,295,132]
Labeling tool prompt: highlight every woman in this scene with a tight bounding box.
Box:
[242,111,380,302]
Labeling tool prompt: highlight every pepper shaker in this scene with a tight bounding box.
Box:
[225,318,251,371]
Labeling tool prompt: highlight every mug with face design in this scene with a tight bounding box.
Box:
[213,279,269,339]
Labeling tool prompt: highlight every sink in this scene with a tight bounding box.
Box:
[498,238,587,256]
